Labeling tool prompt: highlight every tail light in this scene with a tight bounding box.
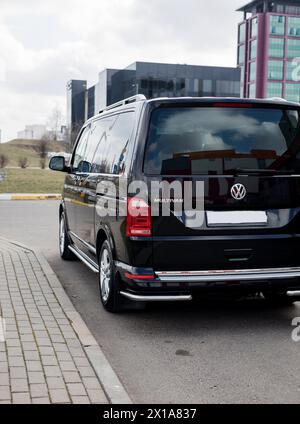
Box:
[126,197,152,237]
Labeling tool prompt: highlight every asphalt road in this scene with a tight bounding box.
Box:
[1,200,300,404]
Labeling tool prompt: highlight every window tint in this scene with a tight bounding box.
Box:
[72,126,90,172]
[239,23,245,43]
[92,112,135,175]
[251,17,258,38]
[286,84,300,102]
[144,107,300,175]
[270,15,285,35]
[249,83,256,98]
[268,60,283,80]
[250,40,257,60]
[267,82,282,97]
[269,37,284,58]
[84,119,108,167]
[287,38,300,58]
[249,62,256,81]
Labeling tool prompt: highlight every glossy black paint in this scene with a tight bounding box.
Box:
[60,97,300,296]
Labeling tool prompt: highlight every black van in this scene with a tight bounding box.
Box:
[50,95,300,312]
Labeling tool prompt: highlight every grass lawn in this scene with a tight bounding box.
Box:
[0,168,65,193]
[0,138,66,167]
[0,144,41,167]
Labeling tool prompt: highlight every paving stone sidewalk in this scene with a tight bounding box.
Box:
[0,238,110,404]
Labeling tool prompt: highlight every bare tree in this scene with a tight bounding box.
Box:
[0,154,9,168]
[39,134,50,169]
[47,106,63,142]
[63,127,72,153]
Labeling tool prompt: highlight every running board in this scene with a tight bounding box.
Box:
[120,292,192,302]
[68,246,99,273]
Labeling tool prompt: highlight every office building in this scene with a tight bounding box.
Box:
[66,80,87,137]
[17,125,48,140]
[237,0,300,100]
[67,61,240,140]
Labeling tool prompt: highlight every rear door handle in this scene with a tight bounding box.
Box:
[224,249,253,262]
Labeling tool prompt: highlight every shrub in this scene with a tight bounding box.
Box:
[39,135,49,169]
[0,154,9,168]
[18,157,29,169]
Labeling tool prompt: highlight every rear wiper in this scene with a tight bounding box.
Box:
[228,168,296,176]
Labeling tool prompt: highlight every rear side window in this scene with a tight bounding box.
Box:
[92,112,135,175]
[144,106,300,175]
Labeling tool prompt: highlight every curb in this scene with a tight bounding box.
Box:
[0,194,62,201]
[1,237,132,405]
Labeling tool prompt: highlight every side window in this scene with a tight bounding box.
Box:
[85,119,109,172]
[90,117,114,174]
[92,112,135,175]
[72,126,91,172]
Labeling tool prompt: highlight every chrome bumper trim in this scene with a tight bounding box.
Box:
[120,292,192,302]
[287,291,300,297]
[156,267,300,283]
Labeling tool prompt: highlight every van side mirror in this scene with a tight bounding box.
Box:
[78,160,91,174]
[49,156,69,172]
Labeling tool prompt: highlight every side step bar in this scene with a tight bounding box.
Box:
[120,292,192,302]
[68,246,99,273]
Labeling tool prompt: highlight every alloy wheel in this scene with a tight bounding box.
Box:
[100,248,111,303]
[59,216,65,255]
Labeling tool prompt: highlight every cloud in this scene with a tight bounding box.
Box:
[0,0,243,142]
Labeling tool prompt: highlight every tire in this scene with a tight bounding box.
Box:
[59,212,76,261]
[98,240,123,313]
[263,290,296,305]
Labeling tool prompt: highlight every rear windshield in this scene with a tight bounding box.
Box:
[143,106,300,175]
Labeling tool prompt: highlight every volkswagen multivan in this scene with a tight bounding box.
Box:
[50,95,300,312]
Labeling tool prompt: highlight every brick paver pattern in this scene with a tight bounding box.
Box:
[0,240,108,404]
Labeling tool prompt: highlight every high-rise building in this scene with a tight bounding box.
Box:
[237,0,300,100]
[66,80,87,137]
[109,62,241,104]
[94,69,119,111]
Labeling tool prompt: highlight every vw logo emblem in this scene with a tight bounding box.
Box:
[231,183,247,201]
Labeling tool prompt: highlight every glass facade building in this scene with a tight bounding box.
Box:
[109,62,240,104]
[66,80,87,139]
[237,0,300,101]
[67,62,240,142]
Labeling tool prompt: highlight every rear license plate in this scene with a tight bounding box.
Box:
[206,211,268,227]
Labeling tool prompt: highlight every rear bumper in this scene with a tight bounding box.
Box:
[156,267,300,283]
[116,262,300,301]
[120,292,192,302]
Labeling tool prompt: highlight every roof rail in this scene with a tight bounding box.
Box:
[266,97,288,102]
[99,94,146,114]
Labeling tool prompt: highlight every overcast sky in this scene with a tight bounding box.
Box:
[0,0,244,142]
